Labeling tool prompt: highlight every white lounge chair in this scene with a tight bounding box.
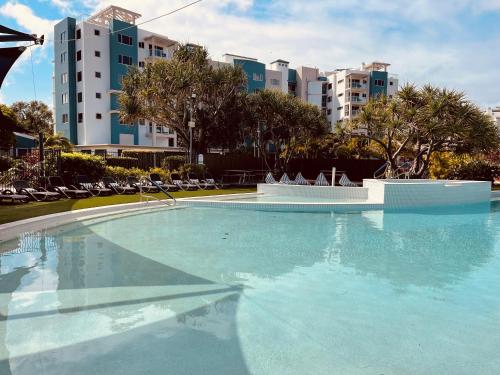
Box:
[339,173,359,187]
[265,172,277,184]
[314,172,329,186]
[279,173,292,184]
[294,172,310,186]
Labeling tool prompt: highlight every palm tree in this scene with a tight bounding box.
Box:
[44,133,72,152]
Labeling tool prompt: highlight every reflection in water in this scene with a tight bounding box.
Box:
[0,203,498,374]
[330,204,497,288]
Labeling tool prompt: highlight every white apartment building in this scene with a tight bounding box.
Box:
[486,106,500,128]
[54,6,180,154]
[54,5,400,152]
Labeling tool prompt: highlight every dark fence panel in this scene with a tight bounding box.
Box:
[0,149,61,190]
[204,153,385,183]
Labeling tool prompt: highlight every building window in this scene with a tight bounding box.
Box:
[61,93,68,104]
[138,42,144,48]
[78,113,83,123]
[77,92,82,103]
[362,93,367,98]
[327,109,332,115]
[389,81,394,86]
[168,138,174,147]
[270,78,280,86]
[76,50,81,61]
[337,106,342,110]
[139,119,145,125]
[77,71,82,81]
[327,96,332,102]
[60,31,66,44]
[76,29,81,39]
[95,50,101,57]
[344,105,350,116]
[96,92,101,99]
[61,73,68,84]
[117,34,133,45]
[62,113,68,123]
[328,83,333,90]
[138,61,145,68]
[94,29,100,36]
[338,79,344,84]
[253,73,264,81]
[374,79,385,86]
[60,52,66,64]
[95,71,101,78]
[338,93,343,97]
[118,55,133,65]
[96,113,102,119]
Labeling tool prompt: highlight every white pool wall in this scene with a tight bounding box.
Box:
[364,179,491,208]
[257,184,370,200]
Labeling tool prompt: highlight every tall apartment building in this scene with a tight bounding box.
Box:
[486,106,500,128]
[325,62,398,130]
[54,5,399,152]
[54,6,179,154]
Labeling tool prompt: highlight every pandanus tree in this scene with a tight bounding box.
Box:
[119,44,247,156]
[347,84,499,178]
[245,89,328,173]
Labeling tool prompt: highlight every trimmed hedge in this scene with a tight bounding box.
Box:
[105,156,139,168]
[61,152,106,181]
[105,166,146,183]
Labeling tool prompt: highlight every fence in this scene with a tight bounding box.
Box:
[204,154,385,182]
[95,150,186,170]
[0,149,61,191]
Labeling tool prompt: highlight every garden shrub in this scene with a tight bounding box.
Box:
[178,163,206,179]
[61,152,106,181]
[105,166,147,182]
[105,156,139,168]
[447,159,500,182]
[149,167,171,182]
[161,155,185,170]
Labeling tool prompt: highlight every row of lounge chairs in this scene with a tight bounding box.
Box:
[265,172,359,187]
[0,172,221,204]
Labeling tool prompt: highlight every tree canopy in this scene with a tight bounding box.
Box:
[245,89,328,172]
[10,100,54,137]
[346,84,500,177]
[0,104,18,149]
[119,44,247,154]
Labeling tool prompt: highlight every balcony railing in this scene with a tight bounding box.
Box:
[347,96,367,104]
[149,49,170,58]
[348,83,368,89]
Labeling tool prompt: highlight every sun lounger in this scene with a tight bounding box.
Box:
[188,173,216,190]
[13,180,61,201]
[48,176,91,198]
[170,173,198,191]
[279,173,292,184]
[265,172,277,184]
[149,173,179,191]
[0,190,29,204]
[102,176,137,195]
[76,175,113,196]
[293,172,310,186]
[339,173,359,187]
[126,176,159,193]
[314,173,329,186]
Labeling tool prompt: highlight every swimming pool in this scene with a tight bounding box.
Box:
[1,202,499,374]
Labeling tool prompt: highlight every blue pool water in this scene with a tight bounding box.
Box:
[0,203,499,374]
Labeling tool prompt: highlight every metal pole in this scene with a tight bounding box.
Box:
[189,126,193,164]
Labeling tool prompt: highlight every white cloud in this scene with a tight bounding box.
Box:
[1,0,499,107]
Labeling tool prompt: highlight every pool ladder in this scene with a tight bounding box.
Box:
[139,177,176,206]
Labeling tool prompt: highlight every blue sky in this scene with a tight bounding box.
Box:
[1,0,500,109]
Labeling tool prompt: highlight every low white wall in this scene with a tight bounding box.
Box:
[257,184,369,200]
[363,179,491,208]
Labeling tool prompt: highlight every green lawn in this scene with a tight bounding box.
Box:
[0,188,256,225]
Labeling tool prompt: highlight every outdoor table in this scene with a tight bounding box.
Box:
[222,170,256,185]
